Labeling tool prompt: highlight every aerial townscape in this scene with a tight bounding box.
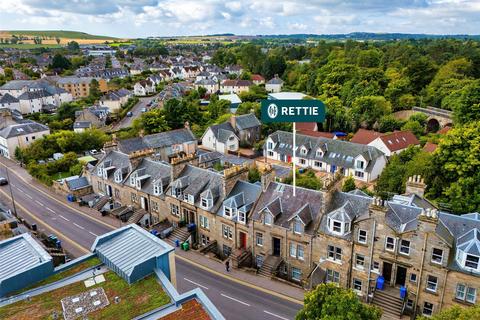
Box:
[0,1,479,320]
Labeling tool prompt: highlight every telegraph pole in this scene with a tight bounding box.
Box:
[5,167,17,217]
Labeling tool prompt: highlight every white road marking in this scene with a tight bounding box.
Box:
[25,194,33,199]
[35,200,44,206]
[89,231,98,237]
[59,215,69,221]
[263,310,289,320]
[16,187,23,192]
[220,293,250,306]
[73,223,85,230]
[46,207,55,214]
[183,278,209,290]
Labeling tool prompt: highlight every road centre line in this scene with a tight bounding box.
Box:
[35,200,44,206]
[73,223,85,230]
[25,194,33,199]
[263,310,290,320]
[89,231,98,237]
[183,278,209,290]
[46,207,55,213]
[59,215,70,221]
[220,293,250,306]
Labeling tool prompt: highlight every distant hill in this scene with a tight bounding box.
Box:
[256,32,480,41]
[1,30,117,40]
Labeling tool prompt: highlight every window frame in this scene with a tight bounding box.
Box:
[399,239,411,256]
[426,275,438,293]
[431,248,443,264]
[422,302,434,317]
[358,229,367,244]
[353,278,362,293]
[355,254,365,269]
[385,236,396,252]
[256,232,263,246]
[326,269,340,284]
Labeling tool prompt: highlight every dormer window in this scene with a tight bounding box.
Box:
[466,254,479,269]
[153,183,162,196]
[129,173,136,187]
[264,212,273,225]
[300,146,308,155]
[238,210,246,224]
[136,179,142,190]
[293,218,303,234]
[173,187,182,198]
[114,170,122,183]
[316,149,323,157]
[185,194,195,205]
[224,206,233,218]
[327,217,348,235]
[201,197,213,210]
[97,165,103,176]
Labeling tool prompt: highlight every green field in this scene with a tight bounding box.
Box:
[0,43,62,49]
[3,30,117,40]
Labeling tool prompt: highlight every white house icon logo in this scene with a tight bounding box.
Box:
[267,103,278,119]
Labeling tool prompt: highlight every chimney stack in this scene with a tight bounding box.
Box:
[405,175,427,198]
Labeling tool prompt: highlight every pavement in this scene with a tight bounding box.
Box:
[110,93,159,131]
[0,157,303,320]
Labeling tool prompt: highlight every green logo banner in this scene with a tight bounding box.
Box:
[261,99,326,123]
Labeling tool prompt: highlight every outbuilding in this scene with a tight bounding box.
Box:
[91,224,176,284]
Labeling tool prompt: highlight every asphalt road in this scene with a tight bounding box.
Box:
[111,94,158,131]
[0,160,302,320]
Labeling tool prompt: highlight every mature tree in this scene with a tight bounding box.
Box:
[378,115,404,133]
[236,102,260,116]
[296,283,381,320]
[430,122,480,213]
[67,41,80,51]
[51,53,71,71]
[208,96,230,119]
[351,96,392,129]
[342,176,356,192]
[323,96,352,132]
[451,80,480,125]
[133,108,170,134]
[248,167,261,183]
[89,79,101,100]
[262,54,287,79]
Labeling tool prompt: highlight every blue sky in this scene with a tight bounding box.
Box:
[0,0,479,37]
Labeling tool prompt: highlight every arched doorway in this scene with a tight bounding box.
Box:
[427,118,440,132]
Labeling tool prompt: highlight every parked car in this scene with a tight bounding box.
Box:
[0,177,8,185]
[141,107,147,113]
[126,111,133,117]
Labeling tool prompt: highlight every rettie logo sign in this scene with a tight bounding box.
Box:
[261,99,326,123]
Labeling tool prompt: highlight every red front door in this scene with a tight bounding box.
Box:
[239,232,247,249]
[287,155,292,163]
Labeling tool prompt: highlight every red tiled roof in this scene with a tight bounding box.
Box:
[158,299,211,320]
[251,74,265,81]
[298,130,335,139]
[423,142,438,153]
[296,122,317,132]
[350,129,383,145]
[379,131,420,152]
[437,126,452,135]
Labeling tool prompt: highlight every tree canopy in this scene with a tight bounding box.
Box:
[296,284,382,320]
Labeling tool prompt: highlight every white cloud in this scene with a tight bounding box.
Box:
[0,0,478,36]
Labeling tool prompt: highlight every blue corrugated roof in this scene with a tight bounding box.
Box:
[0,233,52,281]
[92,224,173,277]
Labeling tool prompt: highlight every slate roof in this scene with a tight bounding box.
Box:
[268,131,384,172]
[65,176,90,190]
[126,158,171,195]
[168,165,224,212]
[0,120,49,138]
[319,191,373,239]
[209,122,237,144]
[234,113,261,131]
[0,93,19,104]
[219,180,262,221]
[117,128,196,154]
[17,89,52,100]
[267,77,284,85]
[95,150,131,183]
[251,182,324,235]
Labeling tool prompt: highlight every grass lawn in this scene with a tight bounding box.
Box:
[53,171,72,180]
[0,272,170,320]
[15,256,101,294]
